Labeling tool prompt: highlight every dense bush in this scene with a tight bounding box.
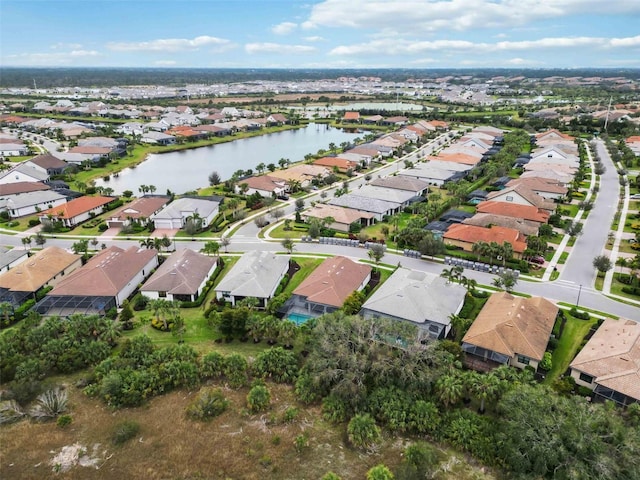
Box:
[246,384,271,413]
[252,347,298,383]
[111,420,140,445]
[186,388,229,421]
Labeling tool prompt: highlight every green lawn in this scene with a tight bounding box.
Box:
[283,257,325,295]
[546,313,598,383]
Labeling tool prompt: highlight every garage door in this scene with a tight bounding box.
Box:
[154,219,181,229]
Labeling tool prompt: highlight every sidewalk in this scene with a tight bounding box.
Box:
[603,165,630,295]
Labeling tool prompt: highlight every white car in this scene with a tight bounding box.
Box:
[630,194,640,200]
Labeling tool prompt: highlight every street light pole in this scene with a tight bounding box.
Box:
[576,284,582,308]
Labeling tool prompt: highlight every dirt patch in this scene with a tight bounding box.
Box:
[1,384,495,480]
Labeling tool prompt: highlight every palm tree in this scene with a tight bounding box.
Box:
[0,301,14,326]
[246,314,266,343]
[281,237,294,254]
[469,371,502,414]
[472,241,487,262]
[160,235,172,252]
[256,162,266,174]
[501,241,514,267]
[278,319,298,349]
[435,373,464,409]
[34,232,46,247]
[202,240,220,257]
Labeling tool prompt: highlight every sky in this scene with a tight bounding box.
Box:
[1,0,639,69]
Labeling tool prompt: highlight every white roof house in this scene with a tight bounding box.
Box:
[153,197,220,230]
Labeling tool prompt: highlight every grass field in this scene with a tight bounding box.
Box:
[546,313,598,383]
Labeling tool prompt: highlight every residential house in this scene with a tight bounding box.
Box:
[266,113,287,125]
[214,250,289,308]
[0,163,50,185]
[313,156,359,173]
[285,256,371,318]
[106,196,171,229]
[237,175,287,198]
[0,142,28,157]
[443,224,528,259]
[399,160,470,187]
[360,268,466,340]
[152,197,220,230]
[0,246,29,274]
[520,169,573,186]
[23,153,69,176]
[461,292,559,372]
[486,184,556,212]
[3,190,67,218]
[39,196,115,228]
[35,246,158,316]
[505,177,568,200]
[329,194,400,221]
[353,185,424,208]
[0,181,50,198]
[475,201,550,224]
[569,318,640,406]
[141,131,176,145]
[342,112,360,123]
[302,204,375,233]
[141,249,217,303]
[369,176,429,196]
[278,164,330,190]
[463,213,540,237]
[0,246,82,306]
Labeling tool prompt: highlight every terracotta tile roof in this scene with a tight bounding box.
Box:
[343,112,360,120]
[40,196,114,220]
[462,292,558,361]
[111,196,170,221]
[463,213,540,236]
[302,204,374,225]
[242,175,287,192]
[293,256,371,308]
[570,318,640,402]
[0,246,81,293]
[428,153,480,166]
[68,146,112,155]
[476,200,550,223]
[626,136,640,143]
[506,177,568,195]
[444,224,528,253]
[48,246,157,297]
[313,157,358,170]
[535,129,574,141]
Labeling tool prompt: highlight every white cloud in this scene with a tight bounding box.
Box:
[50,42,83,50]
[3,50,99,66]
[329,35,640,57]
[107,35,230,52]
[305,0,640,33]
[272,22,297,35]
[304,36,325,42]
[245,43,316,54]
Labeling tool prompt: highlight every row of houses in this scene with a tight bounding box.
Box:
[461,291,639,406]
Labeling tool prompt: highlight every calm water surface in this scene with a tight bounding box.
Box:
[96,124,363,195]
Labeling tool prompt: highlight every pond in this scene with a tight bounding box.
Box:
[96,123,364,195]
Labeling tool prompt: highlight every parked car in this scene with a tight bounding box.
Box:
[529,255,545,265]
[630,194,640,200]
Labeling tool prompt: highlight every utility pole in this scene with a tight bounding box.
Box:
[576,284,582,308]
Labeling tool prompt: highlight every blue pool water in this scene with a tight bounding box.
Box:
[288,313,314,325]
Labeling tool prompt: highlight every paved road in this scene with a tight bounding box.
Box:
[559,139,620,288]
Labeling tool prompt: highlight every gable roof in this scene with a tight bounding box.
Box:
[0,247,29,271]
[111,196,171,221]
[0,246,81,293]
[462,292,558,361]
[141,249,216,296]
[302,203,374,225]
[293,256,371,308]
[48,246,157,297]
[215,251,288,299]
[313,157,358,170]
[570,318,640,401]
[444,224,528,253]
[343,112,360,120]
[0,163,49,182]
[39,196,114,219]
[241,175,287,192]
[370,176,429,192]
[486,184,556,210]
[27,153,68,170]
[463,213,540,237]
[476,200,550,223]
[0,181,50,196]
[506,177,568,195]
[154,197,220,220]
[362,268,466,326]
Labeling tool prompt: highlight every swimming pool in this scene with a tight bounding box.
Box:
[287,313,314,325]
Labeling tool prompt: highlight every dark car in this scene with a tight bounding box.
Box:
[529,255,545,265]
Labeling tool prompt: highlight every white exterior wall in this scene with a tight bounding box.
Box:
[45,258,84,288]
[10,197,67,218]
[570,368,596,389]
[115,255,158,307]
[0,171,44,185]
[0,252,29,274]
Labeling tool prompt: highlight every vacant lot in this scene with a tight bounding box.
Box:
[1,382,494,480]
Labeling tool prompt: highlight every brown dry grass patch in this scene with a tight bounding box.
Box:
[1,382,495,480]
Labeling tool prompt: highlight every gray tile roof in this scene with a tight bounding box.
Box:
[215,251,288,299]
[370,176,429,192]
[354,185,418,204]
[5,190,67,209]
[0,247,28,271]
[362,268,466,326]
[154,197,220,220]
[329,194,398,215]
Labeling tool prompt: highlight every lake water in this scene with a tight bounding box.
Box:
[95,123,364,195]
